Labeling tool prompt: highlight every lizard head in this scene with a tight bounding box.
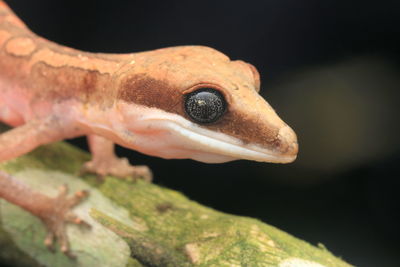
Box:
[115,46,298,163]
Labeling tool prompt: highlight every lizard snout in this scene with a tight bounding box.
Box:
[276,125,298,162]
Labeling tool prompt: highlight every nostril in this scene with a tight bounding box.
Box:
[278,125,298,156]
[289,140,299,156]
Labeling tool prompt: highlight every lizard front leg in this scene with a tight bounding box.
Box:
[81,135,152,182]
[0,115,89,258]
[0,171,89,258]
[0,115,81,161]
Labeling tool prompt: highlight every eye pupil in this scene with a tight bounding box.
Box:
[184,88,226,124]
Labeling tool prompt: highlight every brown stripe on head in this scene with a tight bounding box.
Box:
[117,73,296,156]
[207,109,280,148]
[117,73,184,115]
[115,45,297,158]
[210,83,297,156]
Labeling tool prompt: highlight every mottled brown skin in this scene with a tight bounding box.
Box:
[0,0,297,258]
[0,3,293,153]
[0,17,118,108]
[0,1,142,257]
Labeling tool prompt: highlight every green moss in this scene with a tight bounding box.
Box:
[126,257,145,267]
[0,170,133,267]
[0,134,353,266]
[95,176,352,266]
[91,209,189,267]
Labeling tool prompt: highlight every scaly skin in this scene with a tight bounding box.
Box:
[0,0,298,258]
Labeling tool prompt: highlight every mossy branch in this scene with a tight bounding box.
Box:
[0,135,353,266]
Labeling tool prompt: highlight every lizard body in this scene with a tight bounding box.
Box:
[0,1,297,257]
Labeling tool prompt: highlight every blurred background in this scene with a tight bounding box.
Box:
[5,0,400,266]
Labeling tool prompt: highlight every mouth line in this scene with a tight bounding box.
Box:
[152,118,296,163]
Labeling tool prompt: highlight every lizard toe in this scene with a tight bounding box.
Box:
[80,157,153,182]
[38,184,90,259]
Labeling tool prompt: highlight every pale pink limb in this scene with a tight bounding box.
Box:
[81,134,152,182]
[0,170,89,259]
[0,115,89,258]
[0,115,82,161]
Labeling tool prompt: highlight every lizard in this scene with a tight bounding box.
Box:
[0,0,298,258]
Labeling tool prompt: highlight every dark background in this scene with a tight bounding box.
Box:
[5,0,400,266]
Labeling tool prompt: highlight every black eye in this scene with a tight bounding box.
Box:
[184,88,226,124]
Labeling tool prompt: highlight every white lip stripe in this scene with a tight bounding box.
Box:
[84,102,295,164]
[151,119,295,163]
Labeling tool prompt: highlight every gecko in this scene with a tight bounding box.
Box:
[0,0,298,258]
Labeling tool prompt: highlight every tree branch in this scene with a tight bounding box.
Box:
[0,126,352,266]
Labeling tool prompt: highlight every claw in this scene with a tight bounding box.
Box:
[45,232,55,252]
[75,190,88,198]
[65,213,91,229]
[67,190,88,207]
[62,246,76,260]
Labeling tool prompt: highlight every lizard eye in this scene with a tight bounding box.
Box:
[184,88,226,124]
